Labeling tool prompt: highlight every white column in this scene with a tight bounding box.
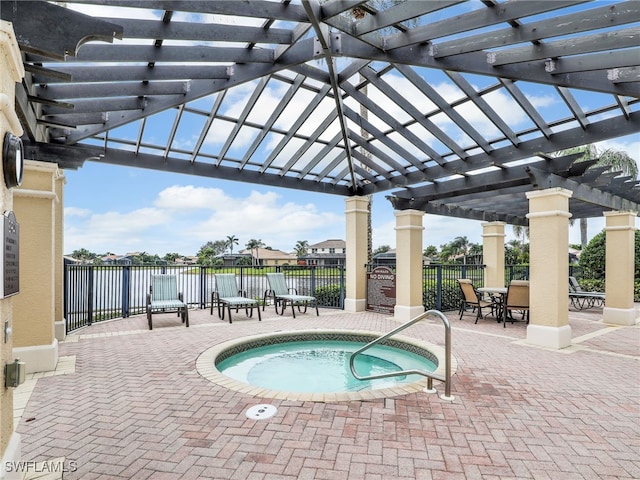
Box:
[482,222,506,288]
[344,196,369,312]
[394,210,425,322]
[525,188,572,349]
[603,211,638,326]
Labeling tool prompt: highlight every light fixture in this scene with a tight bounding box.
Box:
[2,132,24,188]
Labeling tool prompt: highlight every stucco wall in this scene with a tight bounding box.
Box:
[0,19,26,467]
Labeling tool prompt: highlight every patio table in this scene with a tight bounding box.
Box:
[476,287,507,321]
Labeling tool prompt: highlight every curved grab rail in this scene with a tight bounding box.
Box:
[349,309,452,399]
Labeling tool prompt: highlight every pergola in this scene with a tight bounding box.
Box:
[3,0,639,223]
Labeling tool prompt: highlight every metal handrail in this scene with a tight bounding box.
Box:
[349,309,453,399]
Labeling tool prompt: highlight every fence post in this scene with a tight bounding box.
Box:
[340,265,345,309]
[436,265,443,311]
[121,266,130,318]
[87,266,94,326]
[310,266,316,295]
[63,263,69,329]
[199,266,206,309]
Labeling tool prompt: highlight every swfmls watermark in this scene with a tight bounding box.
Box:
[4,459,78,474]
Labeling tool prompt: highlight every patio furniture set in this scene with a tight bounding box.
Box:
[458,276,605,327]
[458,278,530,327]
[146,273,319,329]
[146,273,603,330]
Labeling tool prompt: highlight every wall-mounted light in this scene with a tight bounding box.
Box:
[2,132,24,188]
[5,358,25,388]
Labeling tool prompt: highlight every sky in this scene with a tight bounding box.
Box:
[63,131,639,257]
[60,2,640,258]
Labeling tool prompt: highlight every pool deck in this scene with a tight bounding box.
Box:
[14,304,640,479]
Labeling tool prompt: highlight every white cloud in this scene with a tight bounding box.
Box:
[64,207,91,217]
[154,185,229,210]
[192,190,343,249]
[65,208,171,254]
[65,186,345,256]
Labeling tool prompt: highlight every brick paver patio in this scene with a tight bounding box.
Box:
[14,305,640,479]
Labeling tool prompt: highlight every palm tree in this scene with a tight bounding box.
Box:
[245,239,265,266]
[226,235,239,255]
[439,242,456,263]
[295,240,309,260]
[553,145,638,248]
[512,225,529,247]
[451,236,471,264]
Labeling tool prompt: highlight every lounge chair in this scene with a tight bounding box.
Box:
[503,280,529,327]
[211,274,261,323]
[263,272,319,318]
[569,276,605,310]
[457,278,499,323]
[146,274,189,330]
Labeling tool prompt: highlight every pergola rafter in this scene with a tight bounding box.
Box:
[1,0,637,222]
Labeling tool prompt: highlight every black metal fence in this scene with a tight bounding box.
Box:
[422,264,486,311]
[64,264,345,332]
[366,263,531,312]
[65,262,537,332]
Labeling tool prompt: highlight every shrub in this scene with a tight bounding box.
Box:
[423,279,461,311]
[314,284,342,307]
[580,229,640,279]
[580,229,640,301]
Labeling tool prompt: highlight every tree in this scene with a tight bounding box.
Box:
[469,242,482,256]
[512,225,529,247]
[553,145,638,248]
[245,239,265,266]
[163,252,181,263]
[506,239,529,264]
[197,240,227,265]
[451,236,471,264]
[439,242,456,263]
[579,229,640,280]
[131,252,161,265]
[71,248,98,263]
[373,245,391,256]
[295,240,309,259]
[226,235,239,255]
[423,245,438,259]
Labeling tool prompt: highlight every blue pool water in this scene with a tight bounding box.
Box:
[216,340,436,393]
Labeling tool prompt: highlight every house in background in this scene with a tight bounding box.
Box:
[302,239,346,266]
[101,254,133,265]
[173,256,199,265]
[218,253,252,266]
[239,247,296,266]
[372,249,433,266]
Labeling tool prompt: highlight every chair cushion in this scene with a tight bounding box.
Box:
[278,294,315,302]
[219,296,258,306]
[150,300,186,309]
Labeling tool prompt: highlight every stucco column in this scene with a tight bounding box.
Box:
[525,188,572,349]
[13,161,60,373]
[394,209,425,322]
[54,172,66,341]
[0,20,25,479]
[482,222,506,288]
[344,196,369,312]
[603,211,637,326]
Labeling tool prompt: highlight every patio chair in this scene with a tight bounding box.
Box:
[503,280,529,327]
[263,272,319,318]
[569,276,605,310]
[146,274,189,330]
[211,274,261,323]
[457,278,499,323]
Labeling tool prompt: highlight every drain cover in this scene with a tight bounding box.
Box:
[245,404,277,420]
